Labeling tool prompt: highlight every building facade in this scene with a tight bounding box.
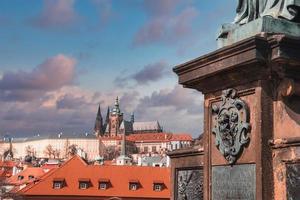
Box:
[94,97,163,137]
[0,98,192,162]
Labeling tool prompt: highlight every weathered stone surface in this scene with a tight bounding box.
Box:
[173,32,300,200]
[176,168,204,200]
[212,164,256,200]
[286,163,300,200]
[168,145,204,200]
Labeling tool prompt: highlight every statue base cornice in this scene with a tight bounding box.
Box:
[218,16,300,48]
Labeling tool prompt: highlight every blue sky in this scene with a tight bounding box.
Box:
[0,0,236,138]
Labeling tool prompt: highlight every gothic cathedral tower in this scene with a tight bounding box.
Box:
[109,97,123,137]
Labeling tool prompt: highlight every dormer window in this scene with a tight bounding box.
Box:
[78,178,91,189]
[18,175,24,180]
[129,180,139,191]
[28,175,34,180]
[98,178,110,190]
[153,181,164,192]
[53,178,65,189]
[53,182,62,189]
[154,184,162,191]
[79,182,88,189]
[129,183,137,190]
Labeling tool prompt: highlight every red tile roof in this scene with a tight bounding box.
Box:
[41,163,60,171]
[0,160,18,168]
[100,133,192,143]
[7,167,45,185]
[127,133,192,142]
[7,167,46,186]
[4,167,47,194]
[127,133,172,142]
[0,161,19,178]
[19,155,170,199]
[170,134,193,141]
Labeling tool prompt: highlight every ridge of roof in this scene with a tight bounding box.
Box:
[18,155,86,194]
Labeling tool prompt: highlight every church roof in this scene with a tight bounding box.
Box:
[133,121,162,132]
[119,120,133,133]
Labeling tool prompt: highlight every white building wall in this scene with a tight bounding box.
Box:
[0,138,100,161]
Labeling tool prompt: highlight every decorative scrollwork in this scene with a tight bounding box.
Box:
[212,88,251,164]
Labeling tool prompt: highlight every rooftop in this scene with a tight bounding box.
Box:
[7,167,46,186]
[127,132,192,142]
[19,155,170,199]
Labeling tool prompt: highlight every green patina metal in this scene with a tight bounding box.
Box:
[235,0,300,25]
[218,0,300,47]
[212,89,251,164]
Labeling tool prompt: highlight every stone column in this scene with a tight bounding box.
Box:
[174,34,300,200]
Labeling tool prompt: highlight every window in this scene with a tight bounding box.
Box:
[79,182,88,189]
[152,146,157,152]
[98,179,110,190]
[153,181,164,191]
[144,146,148,153]
[28,175,34,180]
[129,183,138,190]
[154,184,162,191]
[53,178,65,189]
[99,183,107,190]
[129,180,139,191]
[53,181,63,189]
[17,175,24,180]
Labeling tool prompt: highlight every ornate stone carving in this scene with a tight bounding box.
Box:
[235,0,300,25]
[176,168,203,200]
[212,89,251,164]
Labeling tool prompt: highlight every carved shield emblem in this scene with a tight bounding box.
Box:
[212,88,251,164]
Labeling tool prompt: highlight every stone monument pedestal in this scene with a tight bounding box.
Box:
[168,138,204,200]
[174,34,300,200]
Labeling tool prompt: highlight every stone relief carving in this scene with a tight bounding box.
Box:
[176,169,203,200]
[286,163,300,199]
[212,88,251,164]
[235,0,300,25]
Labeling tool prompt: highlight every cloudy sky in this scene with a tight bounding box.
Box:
[0,0,236,138]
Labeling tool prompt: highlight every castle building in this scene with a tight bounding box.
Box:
[94,97,163,137]
[0,97,192,162]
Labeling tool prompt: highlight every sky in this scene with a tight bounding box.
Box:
[0,0,236,138]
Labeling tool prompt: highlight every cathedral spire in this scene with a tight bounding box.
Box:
[105,106,110,124]
[94,104,103,137]
[131,112,135,123]
[112,96,121,115]
[115,96,119,107]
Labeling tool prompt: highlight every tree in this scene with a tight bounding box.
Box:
[63,139,70,159]
[103,146,120,160]
[53,149,60,159]
[25,145,34,156]
[68,144,77,157]
[43,144,54,158]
